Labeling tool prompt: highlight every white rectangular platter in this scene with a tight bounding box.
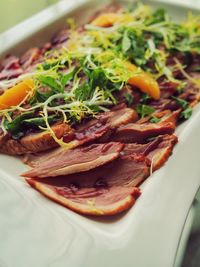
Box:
[0,1,200,267]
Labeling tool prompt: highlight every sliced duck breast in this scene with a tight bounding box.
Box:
[22,142,124,178]
[111,122,175,143]
[123,134,178,171]
[23,108,137,165]
[0,123,74,155]
[26,155,148,216]
[73,107,138,144]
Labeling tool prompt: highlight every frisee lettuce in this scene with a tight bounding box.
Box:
[0,3,199,142]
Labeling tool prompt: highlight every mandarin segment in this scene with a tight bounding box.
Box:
[125,62,160,100]
[91,13,126,27]
[0,79,34,109]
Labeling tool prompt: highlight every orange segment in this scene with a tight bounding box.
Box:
[0,79,34,110]
[125,62,160,100]
[91,13,125,27]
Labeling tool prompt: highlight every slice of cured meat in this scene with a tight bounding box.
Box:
[159,81,179,98]
[51,29,70,46]
[73,107,137,143]
[148,98,180,111]
[123,134,178,171]
[0,123,74,155]
[24,134,177,215]
[0,68,23,81]
[20,48,42,69]
[0,55,23,80]
[25,155,148,215]
[137,109,181,128]
[22,142,124,178]
[145,134,178,170]
[111,122,175,143]
[23,108,137,165]
[155,109,181,127]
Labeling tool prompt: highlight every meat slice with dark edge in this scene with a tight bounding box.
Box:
[25,155,148,215]
[111,122,175,143]
[23,108,137,164]
[22,142,124,178]
[73,107,138,145]
[0,55,23,80]
[145,134,178,170]
[0,123,74,155]
[24,134,177,215]
[20,48,42,69]
[137,109,181,128]
[123,134,178,171]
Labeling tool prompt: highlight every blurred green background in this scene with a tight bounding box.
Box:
[0,0,59,33]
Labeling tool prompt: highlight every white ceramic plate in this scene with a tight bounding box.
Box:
[0,1,200,267]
